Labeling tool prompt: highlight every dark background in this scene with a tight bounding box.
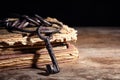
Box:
[0,1,120,27]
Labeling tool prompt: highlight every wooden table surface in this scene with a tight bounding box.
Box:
[0,27,120,80]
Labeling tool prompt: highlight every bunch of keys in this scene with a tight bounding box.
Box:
[0,14,63,74]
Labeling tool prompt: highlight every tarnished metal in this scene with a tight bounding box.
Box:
[0,14,63,74]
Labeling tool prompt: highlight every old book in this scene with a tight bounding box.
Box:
[0,17,79,71]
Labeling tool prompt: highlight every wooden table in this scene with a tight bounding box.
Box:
[0,27,120,80]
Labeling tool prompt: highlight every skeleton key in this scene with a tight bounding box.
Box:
[37,26,60,74]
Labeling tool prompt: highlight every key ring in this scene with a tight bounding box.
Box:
[2,14,62,34]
